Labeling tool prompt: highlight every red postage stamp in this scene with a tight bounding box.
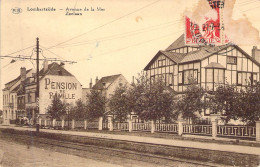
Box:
[185,0,229,46]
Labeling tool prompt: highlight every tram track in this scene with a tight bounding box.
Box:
[0,131,221,167]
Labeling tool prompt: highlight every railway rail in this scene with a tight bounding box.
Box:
[0,131,220,167]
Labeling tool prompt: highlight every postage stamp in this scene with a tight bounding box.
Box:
[185,0,229,46]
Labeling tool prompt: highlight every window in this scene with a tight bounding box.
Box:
[227,56,237,65]
[168,74,173,86]
[183,69,198,84]
[28,93,31,103]
[178,72,183,84]
[237,72,257,86]
[206,69,225,84]
[158,59,166,67]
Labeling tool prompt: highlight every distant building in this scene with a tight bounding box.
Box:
[82,74,130,113]
[2,61,82,124]
[92,74,130,99]
[2,68,33,124]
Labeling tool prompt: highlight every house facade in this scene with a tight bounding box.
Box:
[91,74,130,100]
[144,34,260,93]
[2,68,33,124]
[2,61,82,124]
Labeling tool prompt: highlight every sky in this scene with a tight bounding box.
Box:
[1,0,260,109]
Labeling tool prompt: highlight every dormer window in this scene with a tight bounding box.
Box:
[227,56,237,65]
[102,82,106,88]
[158,59,166,67]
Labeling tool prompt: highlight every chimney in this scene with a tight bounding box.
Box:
[89,78,92,88]
[20,67,26,81]
[252,46,260,63]
[60,62,65,67]
[43,59,48,72]
[95,76,99,84]
[102,82,106,88]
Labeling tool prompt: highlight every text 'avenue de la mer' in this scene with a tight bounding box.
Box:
[65,7,105,15]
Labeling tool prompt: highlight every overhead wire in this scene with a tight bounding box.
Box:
[39,45,66,61]
[78,29,184,61]
[0,45,35,58]
[53,19,183,48]
[46,0,162,49]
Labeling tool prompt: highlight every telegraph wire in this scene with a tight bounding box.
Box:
[54,20,183,48]
[46,0,162,49]
[78,30,183,61]
[39,45,66,61]
[0,45,35,58]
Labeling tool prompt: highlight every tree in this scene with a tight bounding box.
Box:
[127,72,147,118]
[128,72,175,122]
[86,89,106,120]
[176,82,205,122]
[71,99,86,120]
[108,85,129,122]
[141,78,175,122]
[235,82,260,125]
[207,84,239,123]
[47,94,67,120]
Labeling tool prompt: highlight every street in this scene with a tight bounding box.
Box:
[0,137,208,167]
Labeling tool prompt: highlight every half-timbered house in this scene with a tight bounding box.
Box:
[144,34,260,93]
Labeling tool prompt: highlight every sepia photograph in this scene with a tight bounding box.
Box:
[0,0,260,166]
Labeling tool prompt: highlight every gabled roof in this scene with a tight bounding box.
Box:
[145,34,260,71]
[3,69,32,91]
[165,34,199,51]
[160,51,187,63]
[180,44,231,63]
[11,84,21,92]
[144,51,186,70]
[5,69,32,86]
[165,34,185,51]
[92,74,121,90]
[39,62,73,77]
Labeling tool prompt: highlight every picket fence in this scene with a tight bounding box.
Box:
[38,118,258,141]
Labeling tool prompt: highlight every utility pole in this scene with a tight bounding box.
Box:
[36,37,40,132]
[36,37,39,101]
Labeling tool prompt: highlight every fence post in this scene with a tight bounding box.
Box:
[178,119,184,136]
[151,120,155,133]
[108,117,113,131]
[211,119,218,139]
[210,114,219,139]
[128,119,132,132]
[256,121,260,142]
[61,119,65,129]
[72,119,75,129]
[53,119,56,128]
[84,120,88,130]
[98,117,103,130]
[39,118,42,126]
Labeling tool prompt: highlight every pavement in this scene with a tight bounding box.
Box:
[1,125,260,156]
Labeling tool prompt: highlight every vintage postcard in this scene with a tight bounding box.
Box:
[0,0,260,166]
